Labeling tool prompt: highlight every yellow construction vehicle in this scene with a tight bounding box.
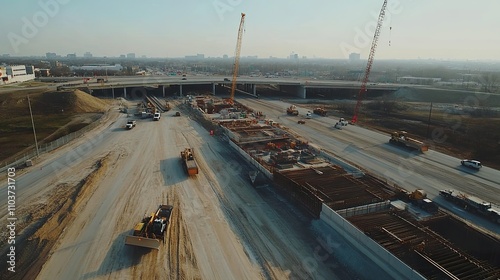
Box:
[181,148,199,175]
[125,204,173,249]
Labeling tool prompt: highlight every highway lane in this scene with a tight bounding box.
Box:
[236,97,500,231]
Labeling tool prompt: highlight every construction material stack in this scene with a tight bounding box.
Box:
[125,204,173,249]
[389,131,429,152]
[181,148,199,175]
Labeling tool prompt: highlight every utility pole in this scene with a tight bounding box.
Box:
[426,102,433,139]
[27,95,39,157]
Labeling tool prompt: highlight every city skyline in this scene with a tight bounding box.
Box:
[2,1,500,60]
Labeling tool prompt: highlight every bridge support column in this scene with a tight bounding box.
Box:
[180,84,183,97]
[112,87,114,99]
[252,84,257,96]
[124,87,127,99]
[297,85,306,99]
[212,83,216,95]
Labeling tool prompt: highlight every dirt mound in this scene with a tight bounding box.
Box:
[72,90,109,113]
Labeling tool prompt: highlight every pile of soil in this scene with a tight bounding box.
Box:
[0,89,111,162]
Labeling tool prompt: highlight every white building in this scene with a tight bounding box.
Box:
[0,65,35,85]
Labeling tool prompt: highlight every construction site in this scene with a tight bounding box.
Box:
[2,2,500,280]
[180,93,500,279]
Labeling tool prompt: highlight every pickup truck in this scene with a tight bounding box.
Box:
[126,120,136,129]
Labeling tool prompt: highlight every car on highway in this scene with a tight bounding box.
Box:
[224,78,230,81]
[461,159,482,169]
[298,119,306,124]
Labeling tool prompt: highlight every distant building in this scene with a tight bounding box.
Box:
[120,54,126,59]
[127,53,136,59]
[69,64,123,72]
[37,69,51,77]
[397,76,441,85]
[185,54,204,60]
[349,53,360,62]
[83,52,93,58]
[223,54,228,59]
[46,52,57,59]
[67,53,77,58]
[289,53,299,59]
[0,65,36,84]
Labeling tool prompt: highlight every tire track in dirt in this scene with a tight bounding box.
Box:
[1,154,110,280]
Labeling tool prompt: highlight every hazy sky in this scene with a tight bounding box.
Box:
[2,0,500,60]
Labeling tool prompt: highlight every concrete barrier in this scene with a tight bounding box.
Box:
[320,204,426,280]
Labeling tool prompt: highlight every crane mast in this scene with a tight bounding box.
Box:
[351,0,387,124]
[229,13,246,105]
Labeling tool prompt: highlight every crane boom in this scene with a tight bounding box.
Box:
[351,0,387,124]
[229,13,246,105]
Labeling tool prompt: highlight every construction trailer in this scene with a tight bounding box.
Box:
[439,189,500,224]
[125,205,173,249]
[389,131,429,152]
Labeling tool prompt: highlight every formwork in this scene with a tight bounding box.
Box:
[273,166,394,218]
[348,210,500,279]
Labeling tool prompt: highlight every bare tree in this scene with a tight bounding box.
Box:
[476,72,500,93]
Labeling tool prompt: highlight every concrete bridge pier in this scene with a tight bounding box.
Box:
[180,84,183,97]
[212,83,216,95]
[124,87,127,99]
[252,84,257,96]
[112,87,115,99]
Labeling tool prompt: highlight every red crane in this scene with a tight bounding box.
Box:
[351,0,387,124]
[229,13,246,105]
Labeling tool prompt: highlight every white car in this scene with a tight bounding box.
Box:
[461,159,482,169]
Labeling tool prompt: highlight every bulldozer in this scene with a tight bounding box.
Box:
[125,205,173,249]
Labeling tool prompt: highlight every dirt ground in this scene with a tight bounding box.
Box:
[1,99,360,279]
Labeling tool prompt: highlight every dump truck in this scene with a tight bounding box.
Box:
[439,189,500,224]
[389,131,429,152]
[286,105,299,116]
[125,204,173,249]
[313,107,327,116]
[181,148,198,175]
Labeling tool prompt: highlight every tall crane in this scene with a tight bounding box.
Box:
[351,0,387,124]
[229,13,246,105]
